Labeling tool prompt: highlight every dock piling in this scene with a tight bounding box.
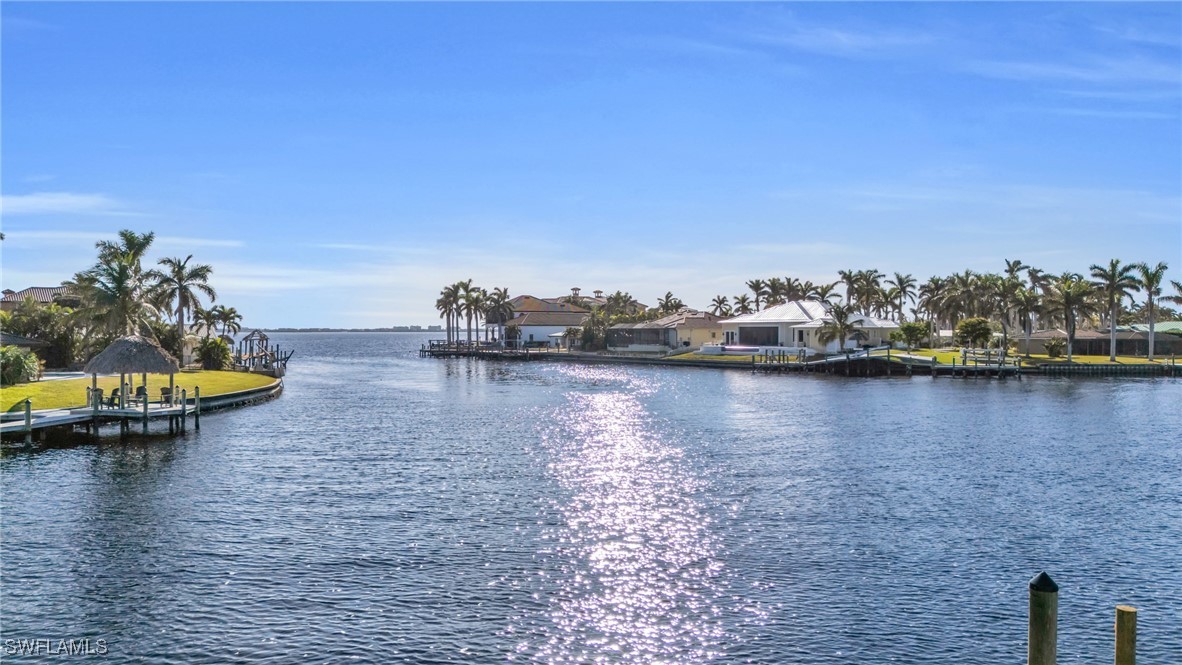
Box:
[1028,571,1058,665]
[142,394,149,433]
[194,386,201,431]
[1115,605,1136,665]
[180,389,187,433]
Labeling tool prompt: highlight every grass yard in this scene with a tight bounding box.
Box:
[871,348,1172,367]
[1,371,278,413]
[1016,353,1173,366]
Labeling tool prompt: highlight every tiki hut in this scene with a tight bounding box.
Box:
[83,335,181,409]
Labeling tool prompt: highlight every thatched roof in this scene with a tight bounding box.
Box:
[83,335,181,375]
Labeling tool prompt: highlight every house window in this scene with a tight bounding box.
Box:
[711,332,716,338]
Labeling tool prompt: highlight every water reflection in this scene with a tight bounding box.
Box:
[522,376,727,663]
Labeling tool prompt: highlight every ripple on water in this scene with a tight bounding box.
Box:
[1,334,1179,663]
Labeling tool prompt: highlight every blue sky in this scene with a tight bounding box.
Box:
[2,2,1179,327]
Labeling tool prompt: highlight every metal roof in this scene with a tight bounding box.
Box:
[721,300,897,328]
[721,300,830,324]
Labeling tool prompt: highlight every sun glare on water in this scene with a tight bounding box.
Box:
[513,366,734,663]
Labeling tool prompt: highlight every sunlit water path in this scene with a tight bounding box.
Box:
[2,333,1179,663]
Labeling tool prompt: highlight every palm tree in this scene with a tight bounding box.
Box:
[211,305,242,338]
[155,255,217,346]
[765,277,787,307]
[1004,258,1030,281]
[71,253,160,338]
[818,303,858,353]
[745,279,768,311]
[732,294,753,315]
[1089,259,1141,361]
[885,272,916,322]
[657,291,683,313]
[193,306,220,340]
[814,282,841,304]
[1046,272,1097,363]
[837,269,857,305]
[1013,286,1041,358]
[1134,261,1169,360]
[461,284,486,345]
[1164,280,1182,307]
[483,287,514,347]
[96,229,156,271]
[709,295,731,317]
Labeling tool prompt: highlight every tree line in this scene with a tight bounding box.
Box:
[707,260,1179,361]
[436,258,1181,360]
[2,229,244,378]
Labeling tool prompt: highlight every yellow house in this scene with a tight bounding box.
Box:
[607,310,723,353]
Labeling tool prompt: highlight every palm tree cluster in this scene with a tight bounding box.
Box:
[435,281,514,347]
[700,258,1176,360]
[64,229,239,362]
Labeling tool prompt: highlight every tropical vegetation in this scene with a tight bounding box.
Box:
[1,229,247,382]
[434,256,1177,360]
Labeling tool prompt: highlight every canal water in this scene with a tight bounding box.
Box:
[2,332,1180,663]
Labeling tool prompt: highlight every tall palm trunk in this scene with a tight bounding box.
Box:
[1147,301,1155,361]
[1108,303,1118,362]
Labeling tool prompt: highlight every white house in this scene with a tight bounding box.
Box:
[717,300,898,353]
[504,311,588,347]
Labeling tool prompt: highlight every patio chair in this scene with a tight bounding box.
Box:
[105,391,119,409]
[134,385,148,406]
[160,387,173,406]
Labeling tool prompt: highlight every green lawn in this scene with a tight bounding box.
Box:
[1016,353,1173,366]
[1,371,278,412]
[870,348,1172,367]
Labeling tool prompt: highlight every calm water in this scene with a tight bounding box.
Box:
[2,332,1180,663]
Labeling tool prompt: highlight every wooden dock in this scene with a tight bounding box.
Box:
[750,353,1022,378]
[1,381,283,442]
[420,340,552,361]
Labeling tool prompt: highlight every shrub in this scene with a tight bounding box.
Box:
[1044,337,1067,358]
[955,317,994,349]
[198,337,233,370]
[0,345,42,385]
[892,321,929,350]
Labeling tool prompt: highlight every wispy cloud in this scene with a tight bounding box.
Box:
[0,192,135,216]
[2,230,241,249]
[155,236,244,249]
[1055,88,1180,102]
[964,55,1181,85]
[1018,107,1177,121]
[1,230,109,243]
[1094,24,1182,49]
[308,242,401,253]
[734,12,936,59]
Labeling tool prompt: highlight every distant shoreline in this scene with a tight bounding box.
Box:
[261,328,439,333]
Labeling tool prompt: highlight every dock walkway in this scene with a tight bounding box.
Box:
[2,380,283,440]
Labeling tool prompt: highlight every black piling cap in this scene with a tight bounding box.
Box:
[1029,571,1059,593]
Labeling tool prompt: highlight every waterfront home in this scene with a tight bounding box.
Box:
[0,286,79,312]
[509,294,589,315]
[1018,328,1182,357]
[503,311,588,347]
[607,310,722,353]
[718,300,898,353]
